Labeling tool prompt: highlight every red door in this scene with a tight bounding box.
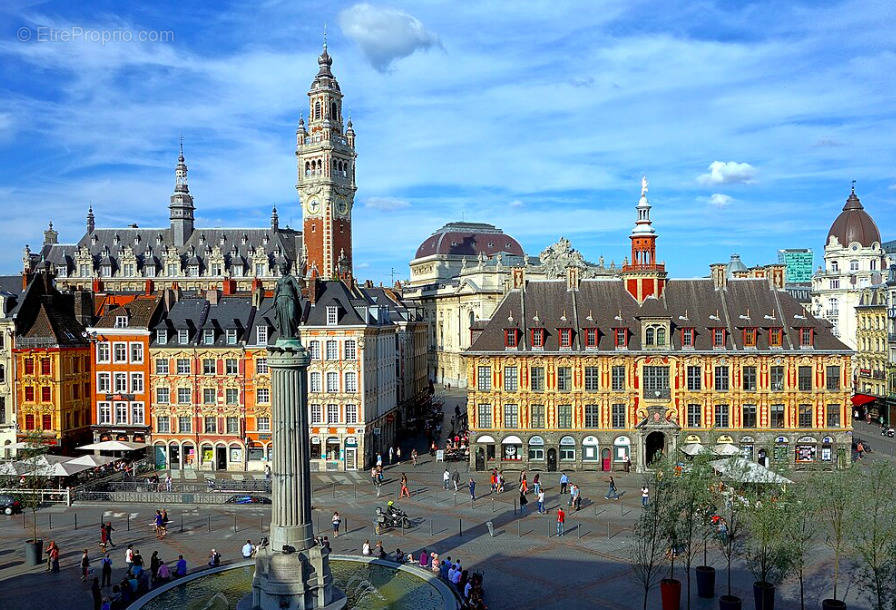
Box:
[601,448,611,472]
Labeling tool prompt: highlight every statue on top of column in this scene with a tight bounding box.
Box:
[273,261,302,340]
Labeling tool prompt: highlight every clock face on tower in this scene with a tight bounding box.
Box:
[307,199,320,215]
[336,197,349,217]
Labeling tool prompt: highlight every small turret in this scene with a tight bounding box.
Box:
[271,205,279,231]
[86,204,95,233]
[43,221,58,246]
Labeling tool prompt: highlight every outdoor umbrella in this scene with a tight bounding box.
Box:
[680,443,708,456]
[65,454,116,467]
[77,441,147,452]
[713,443,740,456]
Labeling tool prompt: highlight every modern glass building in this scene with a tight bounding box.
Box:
[778,248,814,283]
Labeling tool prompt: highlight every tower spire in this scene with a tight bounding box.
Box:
[622,176,666,302]
[169,141,195,247]
[87,202,95,233]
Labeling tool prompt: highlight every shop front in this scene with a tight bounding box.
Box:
[501,435,523,462]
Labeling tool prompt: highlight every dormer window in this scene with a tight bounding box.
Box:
[531,328,545,349]
[326,306,338,326]
[226,329,237,345]
[101,265,112,278]
[233,264,243,276]
[114,316,128,328]
[614,328,628,348]
[799,327,814,347]
[56,265,67,278]
[504,329,519,348]
[558,328,573,349]
[681,328,695,348]
[156,329,167,344]
[743,328,757,347]
[256,325,268,345]
[178,329,189,345]
[145,265,156,278]
[769,327,783,347]
[644,323,667,347]
[712,328,726,348]
[584,328,598,348]
[188,265,200,277]
[203,329,214,345]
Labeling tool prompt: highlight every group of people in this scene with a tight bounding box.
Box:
[152,509,170,539]
[87,543,188,610]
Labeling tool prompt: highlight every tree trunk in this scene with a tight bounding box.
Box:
[798,569,804,610]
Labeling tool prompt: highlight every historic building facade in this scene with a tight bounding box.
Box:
[854,287,887,397]
[466,180,853,473]
[0,276,21,456]
[86,295,161,445]
[406,222,613,388]
[811,185,888,350]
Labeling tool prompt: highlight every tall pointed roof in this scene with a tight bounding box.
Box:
[827,184,881,248]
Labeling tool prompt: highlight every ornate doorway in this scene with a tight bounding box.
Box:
[646,431,665,465]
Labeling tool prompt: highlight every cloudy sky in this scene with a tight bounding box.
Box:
[1,0,894,282]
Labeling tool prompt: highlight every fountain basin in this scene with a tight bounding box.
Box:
[129,556,459,610]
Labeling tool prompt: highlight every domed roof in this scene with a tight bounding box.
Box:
[414,222,525,259]
[726,254,747,278]
[827,187,881,248]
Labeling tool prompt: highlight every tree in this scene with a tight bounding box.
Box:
[780,480,817,610]
[669,453,716,610]
[812,466,854,602]
[714,480,745,600]
[17,429,54,544]
[632,462,675,610]
[742,485,794,606]
[851,461,896,610]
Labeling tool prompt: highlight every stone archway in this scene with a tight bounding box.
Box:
[646,431,665,465]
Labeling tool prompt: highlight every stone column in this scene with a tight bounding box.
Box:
[268,342,314,552]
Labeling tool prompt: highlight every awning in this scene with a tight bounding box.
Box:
[852,394,878,407]
[681,443,709,456]
[502,435,523,444]
[77,441,147,452]
[713,443,740,456]
[477,435,496,444]
[710,457,792,485]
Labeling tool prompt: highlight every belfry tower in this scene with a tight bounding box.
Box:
[296,41,356,280]
[622,177,667,302]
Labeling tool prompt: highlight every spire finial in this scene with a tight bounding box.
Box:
[851,179,856,193]
[641,175,648,197]
[323,24,327,50]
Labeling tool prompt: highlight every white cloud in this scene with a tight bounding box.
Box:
[509,199,524,208]
[364,196,410,210]
[697,161,757,185]
[338,3,440,72]
[707,193,733,207]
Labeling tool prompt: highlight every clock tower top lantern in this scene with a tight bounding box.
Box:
[297,40,356,280]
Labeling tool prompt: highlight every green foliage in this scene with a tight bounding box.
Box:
[742,486,795,586]
[850,461,896,610]
[631,457,678,610]
[17,430,52,541]
[811,466,855,601]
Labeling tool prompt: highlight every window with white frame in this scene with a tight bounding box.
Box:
[256,325,268,345]
[345,404,357,424]
[156,387,169,404]
[178,329,189,344]
[257,417,271,431]
[178,416,192,433]
[326,372,339,393]
[308,341,321,360]
[256,358,268,374]
[226,329,237,345]
[257,388,270,403]
[326,306,338,325]
[226,417,239,434]
[310,404,322,423]
[156,358,169,374]
[156,416,170,433]
[310,372,321,392]
[114,373,127,393]
[344,340,356,360]
[225,388,238,405]
[97,372,111,393]
[203,329,215,345]
[177,387,191,404]
[98,402,111,424]
[97,342,111,363]
[113,342,127,362]
[131,403,144,425]
[325,340,338,360]
[115,317,129,329]
[203,388,216,404]
[177,358,190,374]
[156,329,167,344]
[327,404,339,423]
[344,372,357,393]
[204,416,217,433]
[114,402,128,424]
[130,372,144,394]
[203,359,215,375]
[225,359,238,375]
[130,343,143,363]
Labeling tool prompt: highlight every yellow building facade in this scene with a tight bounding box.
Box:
[855,287,887,397]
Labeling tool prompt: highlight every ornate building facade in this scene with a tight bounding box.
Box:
[466,180,853,473]
[406,222,614,388]
[0,276,21,456]
[854,287,887,397]
[811,185,888,350]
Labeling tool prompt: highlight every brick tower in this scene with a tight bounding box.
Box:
[621,176,667,302]
[296,41,356,280]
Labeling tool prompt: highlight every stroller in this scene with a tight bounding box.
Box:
[375,501,412,534]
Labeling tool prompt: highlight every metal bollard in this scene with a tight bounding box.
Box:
[354,484,357,501]
[577,522,581,540]
[333,482,336,498]
[233,513,237,533]
[344,518,347,534]
[607,521,610,540]
[49,514,52,530]
[517,519,520,538]
[547,518,551,538]
[180,514,184,533]
[430,519,433,537]
[127,514,130,531]
[458,518,462,537]
[74,513,78,530]
[208,516,211,532]
[513,499,517,516]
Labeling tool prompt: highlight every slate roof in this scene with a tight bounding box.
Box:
[93,296,161,329]
[414,222,524,259]
[468,277,851,354]
[827,188,882,248]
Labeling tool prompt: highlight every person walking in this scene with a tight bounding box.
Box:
[165,473,172,492]
[571,484,581,511]
[452,470,460,492]
[154,510,165,539]
[533,473,540,495]
[100,523,108,551]
[605,476,619,500]
[469,477,476,501]
[124,544,134,573]
[103,522,115,547]
[91,577,102,610]
[388,446,394,464]
[411,449,418,468]
[376,453,383,468]
[101,553,112,588]
[443,468,450,490]
[45,540,57,572]
[399,473,410,499]
[331,512,341,537]
[264,464,271,481]
[625,455,632,473]
[559,472,569,495]
[537,489,546,514]
[641,484,649,507]
[519,488,528,515]
[556,507,565,536]
[81,548,91,581]
[396,446,402,462]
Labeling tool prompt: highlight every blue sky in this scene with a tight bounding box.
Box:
[1,0,895,283]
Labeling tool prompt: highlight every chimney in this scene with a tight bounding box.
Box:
[710,263,727,290]
[566,266,580,291]
[73,289,93,326]
[206,288,220,305]
[144,279,154,295]
[252,283,264,309]
[512,267,525,290]
[307,278,319,305]
[222,279,236,296]
[765,264,786,289]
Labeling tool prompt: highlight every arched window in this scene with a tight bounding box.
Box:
[331,101,338,120]
[850,259,859,272]
[831,260,839,272]
[871,259,877,271]
[469,310,475,330]
[656,327,666,346]
[645,327,654,346]
[304,161,310,176]
[314,101,321,120]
